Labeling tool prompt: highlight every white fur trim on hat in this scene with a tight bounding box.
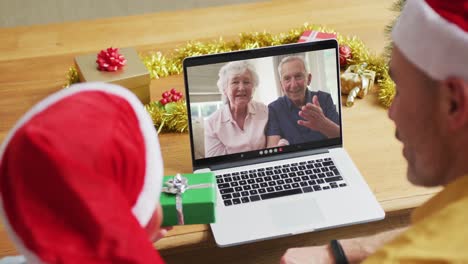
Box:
[392,0,468,81]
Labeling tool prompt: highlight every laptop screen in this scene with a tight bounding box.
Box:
[183,40,342,169]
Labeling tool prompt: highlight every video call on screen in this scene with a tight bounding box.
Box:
[186,49,340,161]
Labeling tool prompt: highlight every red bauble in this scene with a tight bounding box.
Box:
[339,55,347,66]
[96,47,127,72]
[338,45,352,67]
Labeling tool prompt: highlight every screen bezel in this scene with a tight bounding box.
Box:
[183,39,343,170]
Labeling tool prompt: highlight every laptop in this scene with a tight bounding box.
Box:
[182,39,385,247]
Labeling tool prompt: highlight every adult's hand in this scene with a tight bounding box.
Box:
[147,204,174,243]
[280,228,408,264]
[298,95,339,138]
[151,226,173,243]
[278,138,290,146]
[280,245,333,264]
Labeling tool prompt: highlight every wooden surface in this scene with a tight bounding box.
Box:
[0,0,440,262]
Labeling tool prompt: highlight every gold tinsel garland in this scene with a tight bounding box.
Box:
[64,67,79,88]
[145,100,188,133]
[379,0,406,108]
[65,22,400,132]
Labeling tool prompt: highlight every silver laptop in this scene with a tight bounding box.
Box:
[183,39,385,247]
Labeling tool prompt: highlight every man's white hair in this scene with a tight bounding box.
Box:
[277,55,309,79]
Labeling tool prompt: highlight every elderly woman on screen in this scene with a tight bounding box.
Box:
[204,61,268,158]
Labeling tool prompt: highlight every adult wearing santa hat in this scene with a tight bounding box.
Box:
[0,82,168,263]
[281,0,468,263]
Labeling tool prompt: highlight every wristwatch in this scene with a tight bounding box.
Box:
[329,239,349,264]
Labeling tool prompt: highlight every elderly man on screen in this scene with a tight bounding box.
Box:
[266,55,340,148]
[281,0,468,263]
[204,61,268,158]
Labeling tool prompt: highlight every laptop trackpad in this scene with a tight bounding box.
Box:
[269,198,325,229]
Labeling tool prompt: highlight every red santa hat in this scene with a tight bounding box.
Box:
[0,83,165,263]
[392,0,468,81]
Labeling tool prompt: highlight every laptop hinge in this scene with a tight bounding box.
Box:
[206,148,330,171]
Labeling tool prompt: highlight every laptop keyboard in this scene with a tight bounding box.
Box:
[216,157,347,206]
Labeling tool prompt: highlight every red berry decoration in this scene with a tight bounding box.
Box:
[159,88,184,106]
[96,47,127,72]
[159,98,169,105]
[338,45,352,68]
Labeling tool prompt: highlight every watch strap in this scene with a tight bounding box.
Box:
[330,239,349,264]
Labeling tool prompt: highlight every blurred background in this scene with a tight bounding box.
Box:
[0,0,262,28]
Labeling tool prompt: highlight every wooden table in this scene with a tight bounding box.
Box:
[0,0,440,263]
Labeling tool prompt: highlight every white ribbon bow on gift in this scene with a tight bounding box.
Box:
[161,173,214,225]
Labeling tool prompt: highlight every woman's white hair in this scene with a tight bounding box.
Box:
[217,61,259,104]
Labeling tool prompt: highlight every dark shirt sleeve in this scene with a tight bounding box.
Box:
[319,91,340,125]
[265,102,281,137]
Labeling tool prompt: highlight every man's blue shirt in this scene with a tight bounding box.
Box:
[266,89,340,145]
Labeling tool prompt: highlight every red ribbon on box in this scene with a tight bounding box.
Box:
[298,30,337,43]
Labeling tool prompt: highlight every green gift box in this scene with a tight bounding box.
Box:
[160,172,216,226]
